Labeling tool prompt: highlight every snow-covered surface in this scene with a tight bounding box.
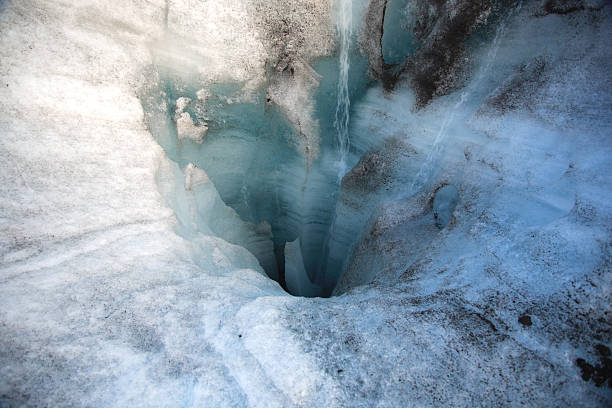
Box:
[1,0,611,407]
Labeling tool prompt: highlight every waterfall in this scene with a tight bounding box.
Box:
[306,0,353,296]
[334,0,352,176]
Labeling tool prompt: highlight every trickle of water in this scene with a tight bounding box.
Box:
[309,0,354,295]
[334,0,352,177]
[408,4,515,194]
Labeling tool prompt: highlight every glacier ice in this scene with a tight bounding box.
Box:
[1,0,612,407]
[433,185,459,229]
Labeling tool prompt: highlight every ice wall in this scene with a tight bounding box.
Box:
[137,0,374,296]
[333,0,612,294]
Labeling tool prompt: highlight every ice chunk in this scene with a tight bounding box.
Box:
[175,96,191,113]
[156,159,279,280]
[184,162,209,190]
[176,112,207,143]
[196,88,209,102]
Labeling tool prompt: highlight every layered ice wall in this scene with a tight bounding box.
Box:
[1,0,612,407]
[138,0,368,296]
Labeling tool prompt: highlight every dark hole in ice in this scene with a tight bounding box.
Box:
[140,57,370,298]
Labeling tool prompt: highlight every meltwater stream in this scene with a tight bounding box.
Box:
[304,0,355,296]
[334,0,353,177]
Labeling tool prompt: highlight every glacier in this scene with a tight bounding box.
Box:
[1,0,611,407]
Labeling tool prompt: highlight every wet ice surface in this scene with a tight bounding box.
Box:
[1,0,612,407]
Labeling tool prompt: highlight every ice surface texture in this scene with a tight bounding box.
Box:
[1,0,611,407]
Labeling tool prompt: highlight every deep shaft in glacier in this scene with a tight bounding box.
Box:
[304,0,355,295]
[140,0,365,298]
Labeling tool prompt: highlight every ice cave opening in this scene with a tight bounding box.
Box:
[138,0,376,298]
[139,59,361,298]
